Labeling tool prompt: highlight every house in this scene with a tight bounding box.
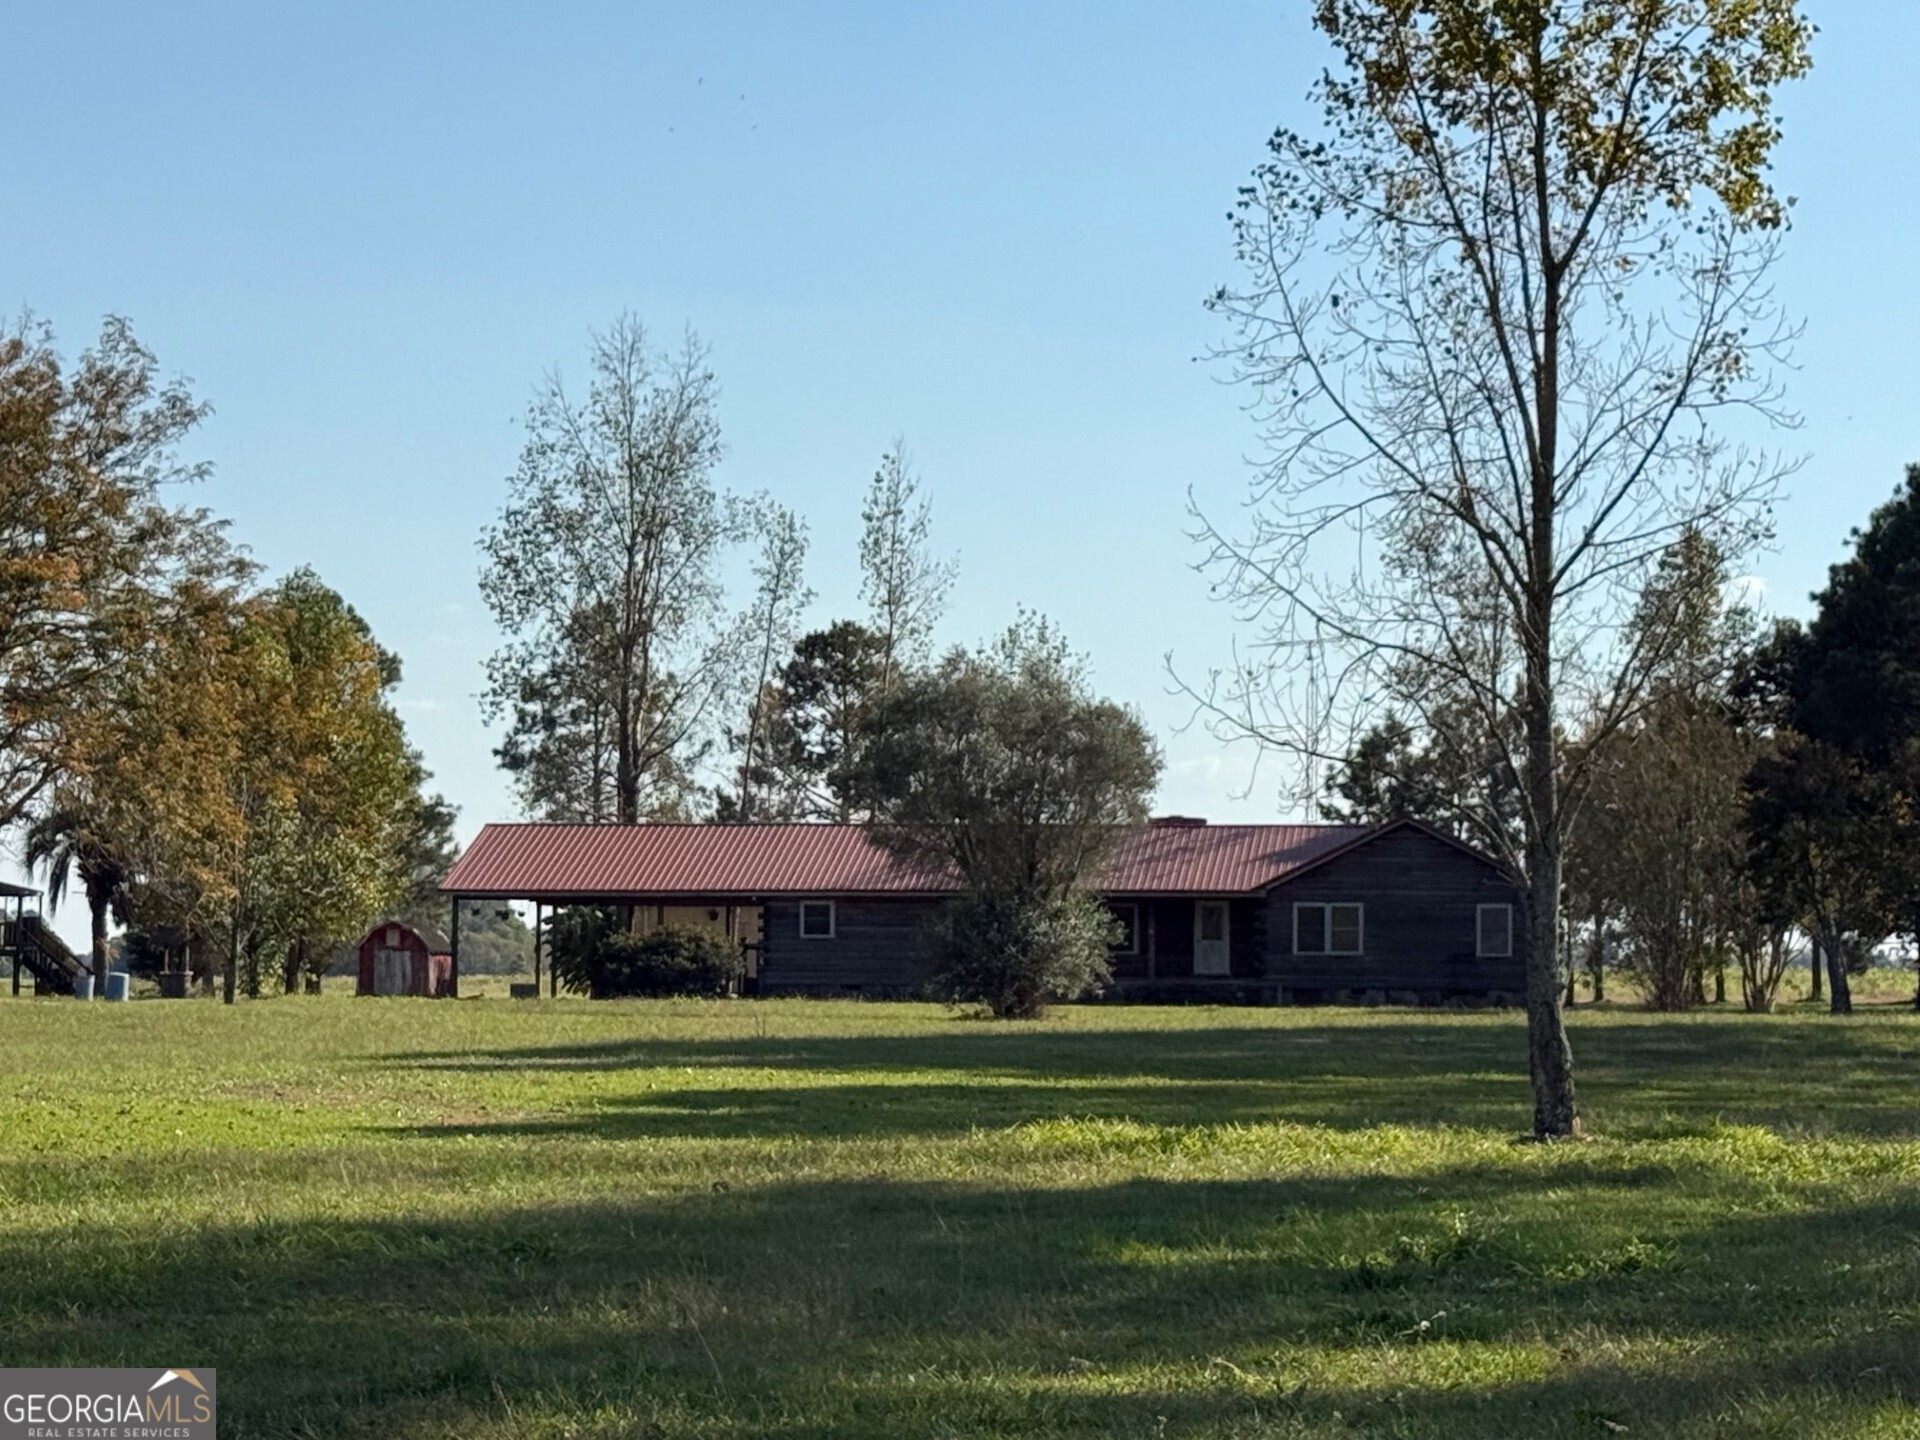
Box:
[355,920,453,997]
[438,816,1527,1004]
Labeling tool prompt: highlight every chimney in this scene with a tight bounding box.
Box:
[1149,815,1208,829]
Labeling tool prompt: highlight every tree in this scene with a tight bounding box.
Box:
[24,804,131,991]
[21,535,256,990]
[860,440,957,695]
[717,621,892,823]
[729,503,812,822]
[857,616,1161,1017]
[1185,2,1811,1135]
[1745,739,1901,1016]
[1791,465,1920,762]
[768,621,889,821]
[480,315,740,823]
[1574,533,1761,1009]
[1321,706,1521,841]
[1760,466,1920,1010]
[1583,694,1759,1009]
[0,317,220,831]
[214,570,418,1001]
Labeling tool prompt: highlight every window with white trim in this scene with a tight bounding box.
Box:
[1294,902,1363,955]
[1477,903,1513,958]
[1108,903,1140,955]
[799,900,836,939]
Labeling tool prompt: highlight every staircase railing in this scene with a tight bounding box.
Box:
[12,915,85,995]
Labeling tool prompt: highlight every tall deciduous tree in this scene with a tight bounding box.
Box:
[1576,534,1761,1009]
[23,573,251,991]
[480,315,740,823]
[730,503,812,822]
[216,570,418,1001]
[1185,1,1811,1135]
[0,316,218,830]
[860,440,957,695]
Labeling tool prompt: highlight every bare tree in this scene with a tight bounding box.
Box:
[1180,2,1811,1136]
[733,502,812,822]
[860,439,958,693]
[480,315,742,823]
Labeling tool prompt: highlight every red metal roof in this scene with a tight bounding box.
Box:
[440,821,1374,899]
[1104,821,1368,893]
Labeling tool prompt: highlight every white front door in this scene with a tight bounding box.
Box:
[1194,901,1230,975]
[374,948,409,995]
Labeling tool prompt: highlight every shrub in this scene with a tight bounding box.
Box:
[586,926,744,999]
[546,905,619,996]
[929,887,1116,1019]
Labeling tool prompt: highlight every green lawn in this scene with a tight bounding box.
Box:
[0,998,1916,1438]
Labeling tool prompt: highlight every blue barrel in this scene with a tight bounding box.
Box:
[72,974,94,1001]
[105,971,131,1002]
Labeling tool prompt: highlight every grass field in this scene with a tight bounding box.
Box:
[1,997,1916,1438]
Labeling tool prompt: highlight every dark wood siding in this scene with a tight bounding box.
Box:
[759,897,943,995]
[1263,829,1525,998]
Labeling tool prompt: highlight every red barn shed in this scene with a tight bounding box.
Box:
[356,921,452,997]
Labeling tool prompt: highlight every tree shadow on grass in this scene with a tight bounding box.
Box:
[2,1165,1913,1438]
[391,1015,1920,1140]
[390,1075,1534,1143]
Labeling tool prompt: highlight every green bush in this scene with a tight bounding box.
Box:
[546,906,619,996]
[584,926,744,999]
[929,887,1116,1019]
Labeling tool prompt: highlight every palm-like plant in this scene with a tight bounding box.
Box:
[24,803,133,990]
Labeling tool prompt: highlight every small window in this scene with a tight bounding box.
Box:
[1294,902,1363,955]
[1109,903,1140,955]
[799,901,835,939]
[1477,904,1513,958]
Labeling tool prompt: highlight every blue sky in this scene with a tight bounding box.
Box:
[4,2,1917,939]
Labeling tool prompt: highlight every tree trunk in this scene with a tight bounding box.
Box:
[615,660,638,824]
[1713,963,1726,1005]
[224,925,238,1006]
[1808,940,1822,1002]
[87,887,110,993]
[1525,849,1579,1138]
[282,939,302,995]
[1822,929,1852,1015]
[1588,911,1605,1004]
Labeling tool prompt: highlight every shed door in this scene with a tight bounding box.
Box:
[374,948,410,995]
[1194,902,1230,976]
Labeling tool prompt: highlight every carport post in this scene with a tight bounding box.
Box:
[533,901,543,996]
[449,897,460,999]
